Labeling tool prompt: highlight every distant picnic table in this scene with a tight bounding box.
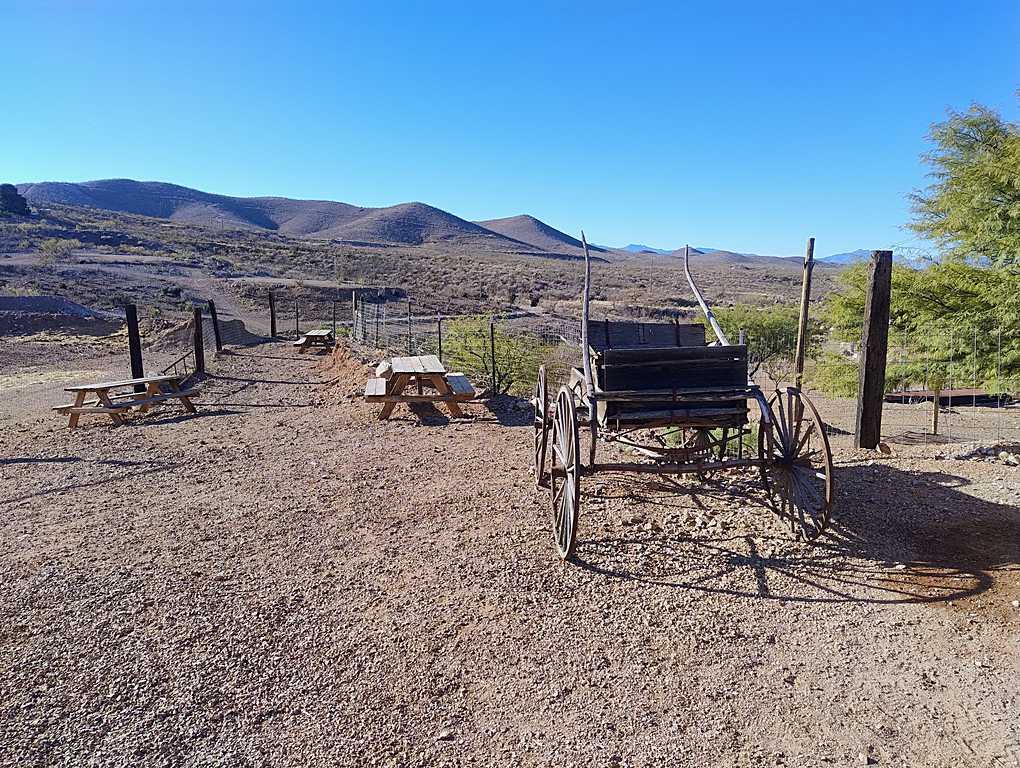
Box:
[293,329,335,353]
[54,374,199,428]
[364,355,474,420]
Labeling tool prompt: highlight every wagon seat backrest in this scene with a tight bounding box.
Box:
[588,320,749,426]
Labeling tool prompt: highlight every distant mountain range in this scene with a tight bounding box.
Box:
[818,249,873,265]
[17,179,525,249]
[15,178,874,266]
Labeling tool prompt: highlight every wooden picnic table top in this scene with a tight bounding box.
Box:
[65,374,182,392]
[303,329,334,338]
[390,355,445,375]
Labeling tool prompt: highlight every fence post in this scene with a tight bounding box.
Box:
[489,318,497,394]
[332,300,337,338]
[193,306,206,374]
[294,301,300,337]
[268,290,277,338]
[437,316,443,362]
[125,303,145,393]
[374,301,380,346]
[794,236,815,388]
[208,300,223,352]
[406,299,412,354]
[351,290,358,342]
[854,250,893,449]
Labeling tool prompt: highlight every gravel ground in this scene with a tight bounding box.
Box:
[1,342,1019,767]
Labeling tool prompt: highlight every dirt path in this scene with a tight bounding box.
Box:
[1,343,1018,767]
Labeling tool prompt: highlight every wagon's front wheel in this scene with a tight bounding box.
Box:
[759,388,835,541]
[533,366,550,488]
[550,386,580,560]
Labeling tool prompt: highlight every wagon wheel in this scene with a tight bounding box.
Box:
[533,366,550,488]
[758,388,835,541]
[550,386,581,560]
[681,428,726,480]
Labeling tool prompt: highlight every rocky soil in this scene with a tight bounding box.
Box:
[1,342,1018,767]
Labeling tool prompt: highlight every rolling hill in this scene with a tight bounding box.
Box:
[17,179,523,249]
[474,214,605,254]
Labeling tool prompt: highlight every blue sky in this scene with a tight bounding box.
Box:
[4,1,1018,255]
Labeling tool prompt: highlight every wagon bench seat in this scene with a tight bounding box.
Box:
[590,344,750,427]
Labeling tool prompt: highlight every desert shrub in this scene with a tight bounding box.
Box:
[440,316,555,396]
[38,237,81,263]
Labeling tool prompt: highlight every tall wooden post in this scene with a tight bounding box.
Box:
[351,291,357,341]
[794,237,815,388]
[294,301,300,336]
[125,303,144,393]
[854,250,893,449]
[489,318,497,394]
[437,316,443,362]
[268,290,277,338]
[406,299,412,354]
[331,300,337,338]
[192,306,206,374]
[207,300,223,352]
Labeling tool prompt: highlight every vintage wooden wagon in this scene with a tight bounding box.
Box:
[533,243,835,560]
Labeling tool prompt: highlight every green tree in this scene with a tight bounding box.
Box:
[824,261,1020,393]
[909,99,1020,265]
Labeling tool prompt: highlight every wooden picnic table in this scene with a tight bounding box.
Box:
[364,354,475,420]
[54,374,199,428]
[293,328,335,353]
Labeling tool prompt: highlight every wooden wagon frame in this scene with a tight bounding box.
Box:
[533,241,835,560]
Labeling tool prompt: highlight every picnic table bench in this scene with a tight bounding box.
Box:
[364,354,474,420]
[292,329,335,353]
[53,374,199,428]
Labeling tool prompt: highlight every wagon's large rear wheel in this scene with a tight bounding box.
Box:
[550,386,580,560]
[533,366,550,488]
[759,388,835,541]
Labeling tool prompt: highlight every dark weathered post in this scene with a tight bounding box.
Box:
[854,250,893,448]
[294,301,300,336]
[489,318,497,394]
[192,306,206,374]
[351,290,358,342]
[437,316,443,362]
[406,299,412,354]
[125,303,144,392]
[794,236,815,388]
[331,300,337,338]
[208,300,223,352]
[268,290,277,338]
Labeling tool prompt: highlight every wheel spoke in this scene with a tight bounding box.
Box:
[794,415,815,455]
[773,394,790,452]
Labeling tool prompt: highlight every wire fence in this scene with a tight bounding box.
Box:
[347,295,1020,446]
[745,328,1020,448]
[1,301,263,424]
[4,285,1019,448]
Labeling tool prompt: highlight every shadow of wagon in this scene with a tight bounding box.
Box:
[571,463,1019,607]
